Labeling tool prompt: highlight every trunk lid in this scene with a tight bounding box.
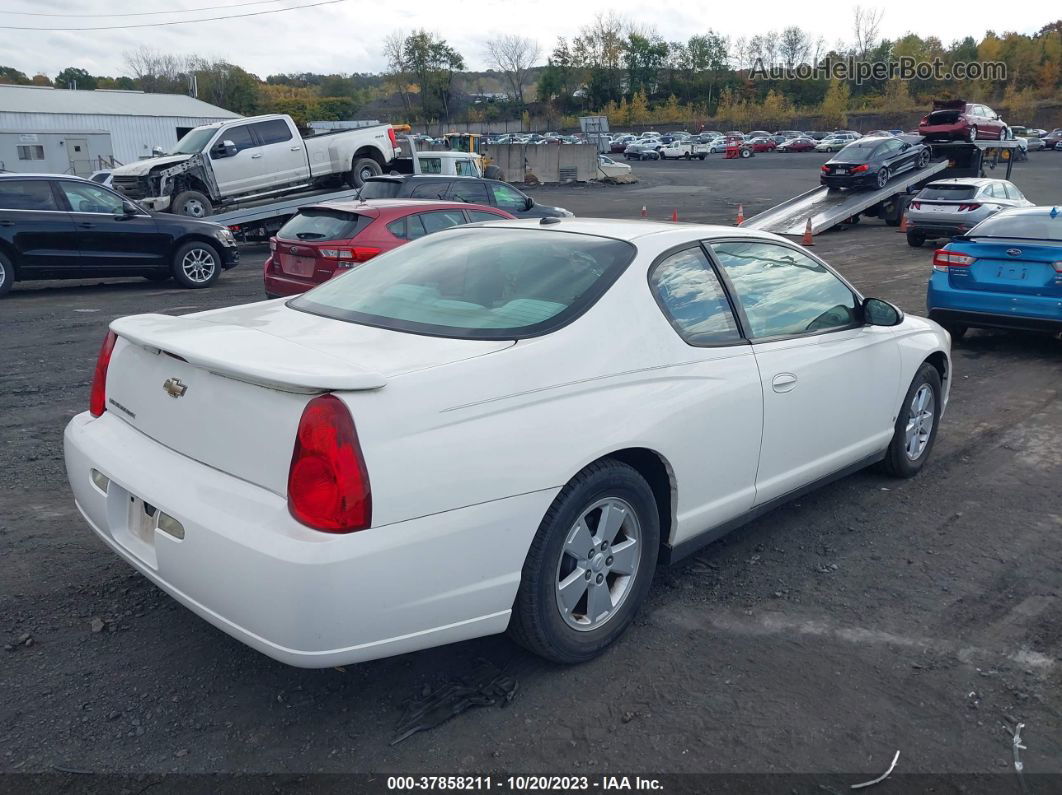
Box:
[953,241,1062,296]
[105,305,513,494]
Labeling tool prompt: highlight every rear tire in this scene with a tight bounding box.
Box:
[876,167,890,189]
[171,190,212,218]
[509,459,660,664]
[880,363,942,478]
[0,251,14,297]
[967,125,978,142]
[172,241,220,289]
[906,230,926,247]
[348,156,382,188]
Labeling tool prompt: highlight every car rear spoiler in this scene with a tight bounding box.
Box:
[110,313,387,393]
[932,99,967,110]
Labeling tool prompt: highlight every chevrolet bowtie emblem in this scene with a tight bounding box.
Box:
[163,378,187,398]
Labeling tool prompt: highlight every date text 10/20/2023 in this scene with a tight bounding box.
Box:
[386,776,665,791]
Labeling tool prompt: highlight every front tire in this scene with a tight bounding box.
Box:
[917,149,930,169]
[171,190,212,218]
[172,241,220,289]
[509,460,660,664]
[880,364,942,478]
[0,251,14,297]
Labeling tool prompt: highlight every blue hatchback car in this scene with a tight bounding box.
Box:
[926,206,1062,339]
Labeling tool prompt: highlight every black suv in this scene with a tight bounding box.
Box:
[0,174,239,298]
[358,175,573,219]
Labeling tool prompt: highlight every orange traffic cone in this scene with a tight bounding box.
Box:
[801,218,814,246]
[735,204,744,225]
[671,209,678,222]
[897,211,909,233]
[640,205,647,219]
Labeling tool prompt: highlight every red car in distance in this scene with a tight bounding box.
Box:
[746,136,778,152]
[918,99,1008,142]
[776,136,817,152]
[264,199,513,298]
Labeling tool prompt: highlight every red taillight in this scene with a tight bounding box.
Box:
[318,246,381,269]
[957,203,982,212]
[387,127,398,149]
[287,395,371,533]
[851,164,869,174]
[89,330,117,418]
[933,249,977,271]
[910,201,922,210]
[821,165,830,172]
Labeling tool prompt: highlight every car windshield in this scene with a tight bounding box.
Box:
[358,180,401,199]
[278,208,369,241]
[967,214,1062,241]
[289,228,636,340]
[919,184,977,201]
[167,128,217,155]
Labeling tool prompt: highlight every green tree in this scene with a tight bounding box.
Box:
[55,67,97,90]
[624,33,668,99]
[0,66,31,85]
[403,30,464,120]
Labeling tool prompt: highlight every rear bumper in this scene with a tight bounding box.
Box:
[64,412,556,667]
[262,256,317,297]
[907,221,971,239]
[820,172,876,189]
[927,272,1062,331]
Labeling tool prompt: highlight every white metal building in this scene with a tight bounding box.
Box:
[0,84,240,168]
[0,129,113,177]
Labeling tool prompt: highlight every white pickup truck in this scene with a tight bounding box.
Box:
[110,114,400,217]
[659,141,709,160]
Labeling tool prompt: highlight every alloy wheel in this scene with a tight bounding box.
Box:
[0,260,6,289]
[180,247,217,283]
[904,384,935,460]
[877,168,890,189]
[555,497,641,631]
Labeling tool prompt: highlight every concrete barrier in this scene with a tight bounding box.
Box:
[485,144,597,184]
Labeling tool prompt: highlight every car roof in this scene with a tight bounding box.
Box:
[924,177,1001,187]
[305,198,504,215]
[452,216,791,245]
[0,172,93,182]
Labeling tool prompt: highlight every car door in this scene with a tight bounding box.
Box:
[248,119,309,187]
[0,178,80,276]
[707,239,901,505]
[207,123,260,196]
[489,182,531,216]
[646,246,763,541]
[55,179,167,273]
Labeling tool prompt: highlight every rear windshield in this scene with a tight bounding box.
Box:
[968,214,1062,241]
[278,209,369,241]
[358,180,401,200]
[918,184,977,201]
[289,227,636,339]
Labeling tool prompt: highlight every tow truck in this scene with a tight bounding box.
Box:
[742,140,1021,236]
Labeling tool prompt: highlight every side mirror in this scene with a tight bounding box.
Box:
[900,142,910,151]
[121,201,139,216]
[151,146,164,157]
[524,196,534,210]
[213,140,237,158]
[863,297,903,327]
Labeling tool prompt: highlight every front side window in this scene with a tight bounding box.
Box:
[58,181,126,214]
[710,241,858,339]
[491,183,528,212]
[291,228,635,339]
[650,248,741,345]
[216,124,255,155]
[0,180,59,211]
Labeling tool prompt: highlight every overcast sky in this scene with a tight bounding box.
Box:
[0,0,1054,80]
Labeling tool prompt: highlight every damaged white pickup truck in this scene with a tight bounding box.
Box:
[111,114,400,217]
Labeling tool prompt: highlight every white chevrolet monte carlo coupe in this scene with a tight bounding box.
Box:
[65,218,951,667]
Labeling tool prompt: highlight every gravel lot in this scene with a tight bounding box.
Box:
[2,150,1060,780]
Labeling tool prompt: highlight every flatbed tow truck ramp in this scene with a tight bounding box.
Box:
[742,140,1021,237]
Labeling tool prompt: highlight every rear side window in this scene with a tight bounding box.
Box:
[408,181,450,200]
[650,248,741,346]
[918,184,976,201]
[253,119,293,145]
[419,157,442,174]
[0,179,59,211]
[968,214,1062,241]
[450,180,489,204]
[419,210,466,234]
[291,228,636,340]
[359,180,401,200]
[278,209,369,241]
[467,210,503,222]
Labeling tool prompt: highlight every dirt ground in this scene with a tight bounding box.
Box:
[1,150,1060,783]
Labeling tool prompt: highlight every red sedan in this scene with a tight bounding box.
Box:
[746,136,778,152]
[776,136,817,152]
[918,99,1007,142]
[264,199,513,298]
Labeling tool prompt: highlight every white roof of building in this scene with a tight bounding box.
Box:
[0,84,241,119]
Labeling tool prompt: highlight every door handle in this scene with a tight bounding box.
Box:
[772,373,798,393]
[77,222,95,229]
[289,146,301,151]
[251,153,262,159]
[0,220,13,227]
